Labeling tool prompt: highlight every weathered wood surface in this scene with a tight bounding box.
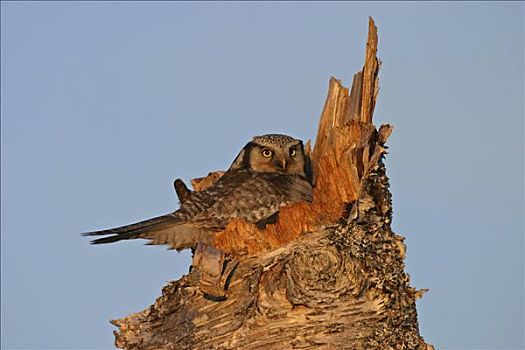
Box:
[112,18,432,350]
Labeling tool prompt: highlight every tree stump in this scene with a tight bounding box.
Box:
[111,18,433,350]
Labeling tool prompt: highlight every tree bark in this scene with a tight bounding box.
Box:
[111,18,433,350]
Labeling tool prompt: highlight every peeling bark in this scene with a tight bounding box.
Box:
[111,18,433,350]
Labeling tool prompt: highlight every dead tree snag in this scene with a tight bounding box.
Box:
[111,17,433,350]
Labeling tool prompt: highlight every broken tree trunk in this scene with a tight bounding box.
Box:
[112,18,433,350]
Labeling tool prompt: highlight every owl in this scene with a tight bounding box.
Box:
[83,134,313,251]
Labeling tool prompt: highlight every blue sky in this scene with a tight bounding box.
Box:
[1,2,523,349]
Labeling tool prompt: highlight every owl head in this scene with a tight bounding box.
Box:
[229,134,312,182]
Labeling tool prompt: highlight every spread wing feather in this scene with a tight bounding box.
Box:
[82,170,313,250]
[82,214,215,251]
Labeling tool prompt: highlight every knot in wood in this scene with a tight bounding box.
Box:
[285,241,365,307]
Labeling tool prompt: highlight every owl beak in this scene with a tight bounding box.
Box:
[277,157,287,171]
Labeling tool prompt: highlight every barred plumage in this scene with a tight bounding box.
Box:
[83,134,313,251]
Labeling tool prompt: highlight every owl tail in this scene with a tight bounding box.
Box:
[82,214,213,251]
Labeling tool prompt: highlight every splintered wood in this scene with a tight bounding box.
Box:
[213,18,391,255]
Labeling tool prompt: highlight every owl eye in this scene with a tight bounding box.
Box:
[289,148,296,157]
[261,149,273,158]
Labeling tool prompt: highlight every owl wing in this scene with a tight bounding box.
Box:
[82,213,216,251]
[83,170,312,251]
[184,170,313,226]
